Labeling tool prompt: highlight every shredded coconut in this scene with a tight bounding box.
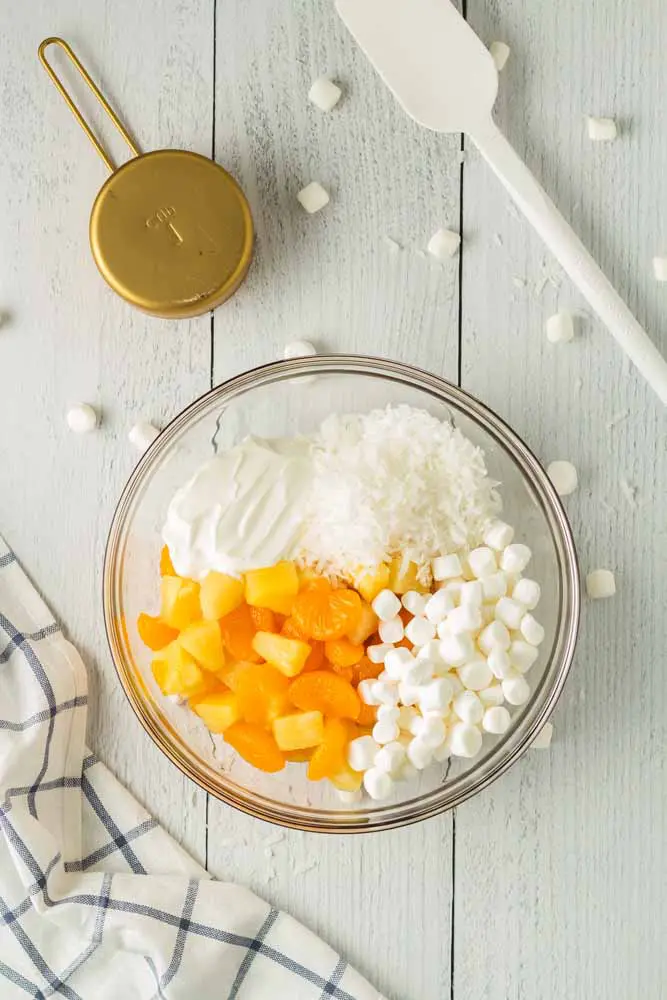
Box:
[295,405,501,581]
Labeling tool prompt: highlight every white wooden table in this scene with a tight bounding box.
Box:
[2,2,666,997]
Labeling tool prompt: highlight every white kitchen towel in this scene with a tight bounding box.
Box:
[0,535,383,1000]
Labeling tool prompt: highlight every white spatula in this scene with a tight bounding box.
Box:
[336,0,667,405]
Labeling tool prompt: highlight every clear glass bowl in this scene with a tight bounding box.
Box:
[104,356,580,833]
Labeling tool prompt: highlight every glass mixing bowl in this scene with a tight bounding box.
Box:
[104,356,580,832]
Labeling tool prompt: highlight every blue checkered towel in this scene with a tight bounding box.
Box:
[0,537,384,999]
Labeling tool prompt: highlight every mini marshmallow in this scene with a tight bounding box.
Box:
[481,571,509,601]
[489,40,510,71]
[432,554,462,580]
[379,617,405,644]
[424,589,454,624]
[467,546,497,578]
[547,460,578,496]
[447,604,482,635]
[500,543,532,574]
[402,590,428,616]
[404,657,435,686]
[347,735,378,771]
[587,116,617,141]
[531,721,554,749]
[373,718,400,745]
[453,690,483,725]
[546,311,575,343]
[483,520,515,550]
[512,577,541,610]
[440,632,475,667]
[128,420,159,452]
[405,616,436,646]
[447,672,464,696]
[413,713,447,748]
[407,737,434,770]
[586,568,616,599]
[502,674,531,706]
[442,578,465,602]
[308,76,342,112]
[374,740,406,775]
[482,706,511,734]
[418,677,454,714]
[520,613,545,646]
[398,680,420,707]
[478,620,511,655]
[459,659,493,691]
[494,597,524,630]
[367,642,393,664]
[416,640,444,663]
[653,256,667,282]
[460,580,484,606]
[427,227,461,260]
[398,705,420,732]
[284,339,317,360]
[66,403,98,434]
[372,589,402,621]
[297,181,330,213]
[357,679,380,705]
[336,789,362,804]
[479,684,505,707]
[371,679,400,707]
[508,640,539,673]
[376,705,400,722]
[487,647,513,680]
[383,646,413,680]
[432,741,451,762]
[363,767,394,800]
[448,722,483,758]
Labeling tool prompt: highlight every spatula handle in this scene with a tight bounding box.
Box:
[474,124,667,405]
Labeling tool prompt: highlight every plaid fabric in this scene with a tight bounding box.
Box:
[0,537,384,1000]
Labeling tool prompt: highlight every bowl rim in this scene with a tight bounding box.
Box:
[104,354,580,833]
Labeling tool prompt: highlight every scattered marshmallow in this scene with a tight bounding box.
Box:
[481,571,508,601]
[494,596,524,630]
[297,181,330,214]
[546,311,575,343]
[502,674,531,706]
[531,721,554,749]
[405,615,436,646]
[500,543,532,574]
[402,591,428,616]
[367,642,393,664]
[508,640,539,673]
[363,767,394,800]
[398,680,420,707]
[413,713,447,748]
[424,589,454,624]
[653,256,667,282]
[432,554,462,581]
[520,613,545,646]
[407,737,433,770]
[397,705,420,733]
[489,40,510,72]
[347,735,378,771]
[439,632,475,667]
[379,616,405,644]
[459,659,493,691]
[128,420,160,453]
[467,546,497,578]
[283,339,317,360]
[587,116,617,141]
[482,705,511,734]
[372,589,402,621]
[448,722,483,758]
[337,788,362,804]
[404,657,434,686]
[487,647,513,680]
[447,603,482,634]
[383,646,413,680]
[66,403,98,434]
[374,741,406,775]
[432,742,451,763]
[371,679,400,707]
[479,684,505,707]
[586,568,616,599]
[483,520,514,551]
[418,677,454,714]
[427,227,461,260]
[512,577,541,610]
[372,717,400,745]
[453,690,483,725]
[478,620,511,655]
[547,460,578,496]
[357,679,380,705]
[308,77,342,112]
[460,580,484,606]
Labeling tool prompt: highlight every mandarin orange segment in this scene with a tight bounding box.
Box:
[354,657,383,683]
[291,586,362,641]
[346,602,379,644]
[219,604,261,662]
[235,663,290,725]
[303,640,325,672]
[224,722,285,772]
[325,637,365,668]
[137,613,178,651]
[307,718,350,781]
[356,701,378,727]
[288,670,361,720]
[160,545,176,577]
[281,617,308,640]
[331,664,355,683]
[249,606,276,632]
[284,748,314,763]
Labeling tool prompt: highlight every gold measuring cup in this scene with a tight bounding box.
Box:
[38,38,253,319]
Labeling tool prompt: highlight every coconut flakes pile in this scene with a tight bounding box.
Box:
[296,404,501,581]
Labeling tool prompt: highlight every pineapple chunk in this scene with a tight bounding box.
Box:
[179,620,225,673]
[160,576,201,630]
[346,601,378,644]
[251,631,311,677]
[388,555,430,594]
[273,710,325,751]
[330,762,364,792]
[200,571,244,620]
[245,561,299,614]
[151,640,213,697]
[191,691,240,733]
[355,564,391,603]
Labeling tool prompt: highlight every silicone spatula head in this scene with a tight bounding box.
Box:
[336,0,498,137]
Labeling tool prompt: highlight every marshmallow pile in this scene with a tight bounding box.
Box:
[347,520,545,800]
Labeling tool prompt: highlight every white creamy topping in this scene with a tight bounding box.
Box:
[163,436,312,579]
